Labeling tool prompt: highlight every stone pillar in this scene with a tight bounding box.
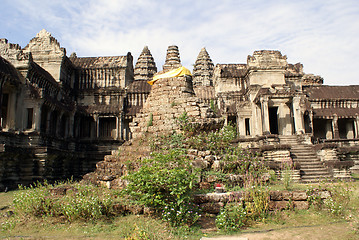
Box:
[237,116,245,136]
[260,97,270,134]
[355,115,359,138]
[46,111,51,134]
[68,114,74,138]
[56,112,63,137]
[95,115,100,138]
[34,104,42,131]
[346,120,354,139]
[115,115,120,140]
[292,96,304,134]
[326,120,333,139]
[278,103,291,135]
[8,92,17,129]
[332,115,339,139]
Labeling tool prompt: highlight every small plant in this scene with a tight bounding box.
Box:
[177,111,195,133]
[170,101,178,108]
[244,185,270,220]
[216,202,248,232]
[323,182,352,216]
[147,113,153,127]
[210,100,217,114]
[281,159,294,190]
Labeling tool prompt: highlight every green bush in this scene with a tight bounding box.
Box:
[216,203,248,232]
[122,149,199,226]
[13,182,114,221]
[216,185,270,232]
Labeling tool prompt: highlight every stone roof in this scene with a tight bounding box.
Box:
[126,80,151,93]
[29,61,59,87]
[78,104,122,115]
[313,108,359,119]
[306,86,359,100]
[216,64,247,78]
[71,56,128,69]
[125,105,142,117]
[0,56,20,82]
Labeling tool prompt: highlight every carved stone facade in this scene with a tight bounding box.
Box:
[1,30,358,189]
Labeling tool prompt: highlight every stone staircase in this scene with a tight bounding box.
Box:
[279,135,332,183]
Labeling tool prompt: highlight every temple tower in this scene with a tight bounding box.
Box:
[134,46,157,81]
[162,45,181,72]
[193,47,214,86]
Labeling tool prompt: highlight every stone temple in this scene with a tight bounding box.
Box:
[0,30,358,189]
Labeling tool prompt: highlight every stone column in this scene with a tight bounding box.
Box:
[278,102,291,135]
[292,96,304,134]
[326,119,333,139]
[237,116,245,136]
[346,120,354,139]
[68,113,74,138]
[354,115,359,138]
[57,112,64,138]
[115,115,120,140]
[332,115,339,139]
[8,92,17,129]
[260,97,270,134]
[95,115,100,138]
[46,111,51,134]
[34,104,42,131]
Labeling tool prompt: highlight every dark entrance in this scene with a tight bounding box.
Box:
[245,118,250,135]
[268,107,278,134]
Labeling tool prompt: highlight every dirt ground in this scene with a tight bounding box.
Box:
[201,221,357,240]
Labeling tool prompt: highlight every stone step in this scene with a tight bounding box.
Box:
[299,164,327,169]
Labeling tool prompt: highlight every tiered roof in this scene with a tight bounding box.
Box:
[134,46,157,81]
[193,47,214,86]
[162,45,181,72]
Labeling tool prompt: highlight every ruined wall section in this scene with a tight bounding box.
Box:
[130,76,223,139]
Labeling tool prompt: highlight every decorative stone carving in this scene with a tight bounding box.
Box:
[247,50,287,70]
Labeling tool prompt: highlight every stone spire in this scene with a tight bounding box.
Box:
[134,46,157,81]
[193,47,214,86]
[162,45,181,72]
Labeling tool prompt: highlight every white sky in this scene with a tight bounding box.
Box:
[1,0,358,85]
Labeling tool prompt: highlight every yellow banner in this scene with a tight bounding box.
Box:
[147,66,192,85]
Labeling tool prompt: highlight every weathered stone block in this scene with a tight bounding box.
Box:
[292,191,307,201]
[200,202,224,214]
[293,201,309,210]
[268,201,288,210]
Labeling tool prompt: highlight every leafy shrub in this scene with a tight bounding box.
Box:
[177,111,195,133]
[216,203,248,232]
[122,149,199,226]
[244,185,270,220]
[216,185,270,232]
[13,182,114,221]
[323,182,352,216]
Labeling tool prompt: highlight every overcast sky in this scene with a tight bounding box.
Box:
[1,0,358,85]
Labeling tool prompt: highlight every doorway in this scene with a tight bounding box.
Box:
[269,107,278,134]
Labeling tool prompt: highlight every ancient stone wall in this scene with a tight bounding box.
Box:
[130,75,223,139]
